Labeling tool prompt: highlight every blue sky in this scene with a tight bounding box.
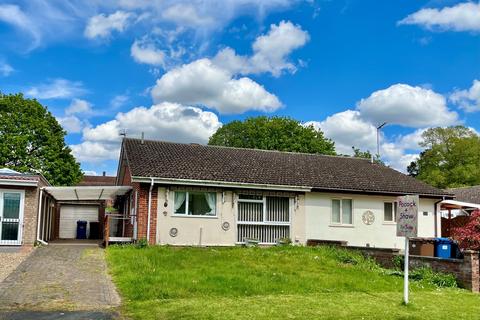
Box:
[1,0,480,176]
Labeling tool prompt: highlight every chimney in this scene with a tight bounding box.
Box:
[102,171,106,176]
[141,132,145,145]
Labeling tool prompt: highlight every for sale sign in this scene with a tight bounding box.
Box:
[396,195,419,238]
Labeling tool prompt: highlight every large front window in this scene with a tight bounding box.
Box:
[237,194,291,244]
[174,191,216,216]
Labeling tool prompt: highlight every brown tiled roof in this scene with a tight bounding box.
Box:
[0,171,50,186]
[123,138,451,197]
[77,175,116,186]
[448,186,480,204]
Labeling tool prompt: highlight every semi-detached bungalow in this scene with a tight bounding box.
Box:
[114,138,452,249]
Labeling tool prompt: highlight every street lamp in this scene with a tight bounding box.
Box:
[376,122,387,159]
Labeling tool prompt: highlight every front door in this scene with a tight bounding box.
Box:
[0,191,24,245]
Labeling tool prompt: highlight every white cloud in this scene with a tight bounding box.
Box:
[130,39,165,66]
[110,94,129,108]
[399,2,480,32]
[66,99,93,115]
[450,79,480,112]
[357,84,459,128]
[305,110,377,155]
[394,128,426,151]
[84,11,133,39]
[162,4,215,29]
[57,115,84,134]
[151,59,282,114]
[71,102,221,162]
[213,20,309,77]
[26,78,87,100]
[0,4,40,48]
[0,61,14,76]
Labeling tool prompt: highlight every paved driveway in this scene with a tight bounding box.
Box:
[0,243,120,319]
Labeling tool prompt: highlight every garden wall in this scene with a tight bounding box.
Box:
[307,239,479,292]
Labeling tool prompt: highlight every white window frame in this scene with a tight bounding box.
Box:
[172,191,217,218]
[383,201,397,223]
[330,198,354,226]
[237,195,291,225]
[0,189,25,246]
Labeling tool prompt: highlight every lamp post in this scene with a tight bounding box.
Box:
[376,122,387,159]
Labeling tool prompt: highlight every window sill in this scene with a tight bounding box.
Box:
[382,221,396,225]
[172,214,218,219]
[329,224,354,228]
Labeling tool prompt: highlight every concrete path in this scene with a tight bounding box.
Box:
[0,243,120,318]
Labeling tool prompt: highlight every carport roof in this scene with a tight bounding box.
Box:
[43,186,132,201]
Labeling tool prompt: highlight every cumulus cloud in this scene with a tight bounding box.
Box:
[84,11,133,39]
[213,20,309,77]
[450,79,480,112]
[71,102,222,162]
[357,84,459,128]
[130,39,166,66]
[305,110,377,155]
[151,59,281,114]
[399,2,480,32]
[161,4,215,28]
[65,98,93,115]
[26,78,87,100]
[57,115,84,134]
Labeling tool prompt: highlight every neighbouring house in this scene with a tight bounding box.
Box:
[0,168,51,246]
[115,138,453,249]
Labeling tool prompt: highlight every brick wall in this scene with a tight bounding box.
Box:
[307,240,479,292]
[22,186,39,245]
[135,182,158,244]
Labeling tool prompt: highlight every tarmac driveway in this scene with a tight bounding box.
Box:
[0,243,120,319]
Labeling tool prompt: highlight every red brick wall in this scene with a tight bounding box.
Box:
[135,183,158,244]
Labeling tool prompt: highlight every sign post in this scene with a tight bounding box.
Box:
[396,195,419,305]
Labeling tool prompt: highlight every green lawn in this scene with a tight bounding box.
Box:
[106,245,480,320]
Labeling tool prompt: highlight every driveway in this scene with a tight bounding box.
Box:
[0,243,120,319]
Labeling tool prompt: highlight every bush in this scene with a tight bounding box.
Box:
[452,209,480,251]
[392,255,404,270]
[136,238,149,249]
[409,267,457,288]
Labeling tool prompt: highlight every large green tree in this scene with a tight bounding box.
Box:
[208,116,336,155]
[407,126,480,188]
[0,93,83,185]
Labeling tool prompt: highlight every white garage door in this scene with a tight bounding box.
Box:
[59,205,99,239]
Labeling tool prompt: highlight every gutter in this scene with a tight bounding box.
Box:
[131,176,312,193]
[146,177,154,244]
[36,188,48,246]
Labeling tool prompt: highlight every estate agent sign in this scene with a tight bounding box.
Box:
[396,194,419,305]
[396,195,419,238]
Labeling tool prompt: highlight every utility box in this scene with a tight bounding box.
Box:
[409,238,435,257]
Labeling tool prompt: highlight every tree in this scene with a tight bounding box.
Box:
[452,210,480,251]
[407,126,480,188]
[0,93,83,185]
[208,116,336,155]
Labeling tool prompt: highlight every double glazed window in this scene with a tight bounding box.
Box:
[174,191,216,216]
[0,191,22,242]
[384,202,397,223]
[331,199,353,225]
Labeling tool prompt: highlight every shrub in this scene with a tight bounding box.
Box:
[136,238,149,249]
[409,267,457,288]
[452,209,480,251]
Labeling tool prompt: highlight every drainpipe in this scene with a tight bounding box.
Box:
[146,177,154,244]
[36,188,48,245]
[434,197,445,237]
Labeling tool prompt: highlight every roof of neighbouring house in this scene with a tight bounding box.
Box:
[448,186,480,205]
[121,138,452,198]
[77,175,116,186]
[0,168,50,187]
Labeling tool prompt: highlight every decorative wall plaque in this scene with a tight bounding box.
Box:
[222,221,230,231]
[169,227,178,237]
[362,210,375,225]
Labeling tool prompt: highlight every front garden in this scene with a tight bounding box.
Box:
[107,245,480,319]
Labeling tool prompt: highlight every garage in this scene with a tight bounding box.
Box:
[59,205,99,239]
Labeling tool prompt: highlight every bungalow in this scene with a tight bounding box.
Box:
[115,138,452,249]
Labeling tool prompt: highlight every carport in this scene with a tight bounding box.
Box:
[440,199,480,237]
[37,186,132,245]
